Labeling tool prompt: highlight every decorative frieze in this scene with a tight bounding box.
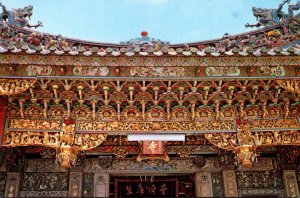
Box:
[129,66,186,77]
[0,79,36,96]
[3,131,58,147]
[206,130,300,151]
[8,119,61,131]
[0,55,299,68]
[76,120,235,132]
[250,119,300,131]
[205,66,240,77]
[84,158,221,173]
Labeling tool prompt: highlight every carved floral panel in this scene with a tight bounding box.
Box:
[22,173,68,191]
[236,170,284,196]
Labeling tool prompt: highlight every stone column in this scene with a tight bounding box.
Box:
[4,172,21,198]
[94,172,110,197]
[68,171,83,197]
[223,170,238,197]
[283,170,299,197]
[195,172,213,197]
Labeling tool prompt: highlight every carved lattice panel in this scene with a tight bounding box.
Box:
[236,170,284,196]
[21,172,68,191]
[82,173,94,197]
[211,172,224,197]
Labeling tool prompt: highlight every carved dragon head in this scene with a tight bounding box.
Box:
[13,5,33,20]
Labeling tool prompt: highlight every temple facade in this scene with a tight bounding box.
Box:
[0,1,300,197]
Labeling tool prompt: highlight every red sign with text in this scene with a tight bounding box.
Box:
[142,141,163,155]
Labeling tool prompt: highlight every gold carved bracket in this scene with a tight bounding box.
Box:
[276,80,300,95]
[0,79,36,95]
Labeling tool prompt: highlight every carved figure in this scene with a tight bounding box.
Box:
[237,124,254,145]
[245,0,291,28]
[0,2,42,28]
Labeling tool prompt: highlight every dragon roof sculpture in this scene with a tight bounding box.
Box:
[0,2,42,29]
[245,0,293,28]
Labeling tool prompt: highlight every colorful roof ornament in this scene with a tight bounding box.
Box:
[245,0,300,28]
[120,31,170,46]
[0,2,42,28]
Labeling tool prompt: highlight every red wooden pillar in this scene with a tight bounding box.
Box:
[0,96,7,147]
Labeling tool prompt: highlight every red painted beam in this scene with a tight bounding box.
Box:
[0,97,7,147]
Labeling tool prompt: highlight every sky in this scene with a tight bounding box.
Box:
[1,0,295,44]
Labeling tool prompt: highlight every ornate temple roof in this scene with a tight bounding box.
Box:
[0,1,300,57]
[0,1,299,171]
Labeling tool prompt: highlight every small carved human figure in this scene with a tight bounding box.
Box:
[126,185,133,195]
[137,183,144,195]
[159,183,168,196]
